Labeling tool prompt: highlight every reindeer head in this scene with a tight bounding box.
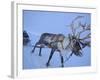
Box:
[68,16,91,57]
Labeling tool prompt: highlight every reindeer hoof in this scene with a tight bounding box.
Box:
[39,54,42,56]
[61,65,64,67]
[46,62,50,67]
[31,50,34,53]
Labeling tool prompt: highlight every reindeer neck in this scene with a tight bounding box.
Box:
[62,37,70,49]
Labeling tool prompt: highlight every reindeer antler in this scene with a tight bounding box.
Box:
[77,23,91,39]
[80,33,91,40]
[78,23,91,48]
[70,16,84,36]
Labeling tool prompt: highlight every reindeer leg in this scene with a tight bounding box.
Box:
[64,52,74,63]
[59,53,64,67]
[31,42,38,53]
[46,49,55,67]
[67,52,73,60]
[39,47,42,56]
[61,42,64,49]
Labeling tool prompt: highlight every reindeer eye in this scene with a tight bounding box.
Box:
[73,39,75,42]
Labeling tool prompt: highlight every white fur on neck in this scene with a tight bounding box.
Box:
[57,36,71,53]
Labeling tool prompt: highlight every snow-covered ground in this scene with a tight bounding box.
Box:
[23,10,91,69]
[23,33,91,69]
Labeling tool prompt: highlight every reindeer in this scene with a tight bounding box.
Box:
[23,30,30,46]
[64,16,91,61]
[31,33,69,67]
[31,33,65,56]
[31,16,91,67]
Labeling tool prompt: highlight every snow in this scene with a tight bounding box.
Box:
[23,10,91,69]
[23,36,91,69]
